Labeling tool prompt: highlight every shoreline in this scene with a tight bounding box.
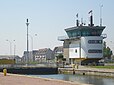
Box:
[58,66,114,78]
[0,72,90,85]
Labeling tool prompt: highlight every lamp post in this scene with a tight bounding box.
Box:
[13,40,16,58]
[28,34,37,62]
[26,19,29,64]
[28,34,37,51]
[28,34,33,51]
[6,40,12,56]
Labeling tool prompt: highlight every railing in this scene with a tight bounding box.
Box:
[58,36,81,40]
[101,34,107,39]
[58,36,69,41]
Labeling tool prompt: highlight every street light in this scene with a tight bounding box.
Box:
[28,34,37,51]
[13,40,16,58]
[26,19,29,64]
[6,40,12,56]
[28,34,33,51]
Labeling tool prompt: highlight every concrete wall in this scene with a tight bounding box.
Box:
[81,36,103,58]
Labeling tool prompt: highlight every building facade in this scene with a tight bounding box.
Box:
[58,12,106,65]
[53,46,63,59]
[32,48,54,62]
[0,55,21,64]
[22,51,33,63]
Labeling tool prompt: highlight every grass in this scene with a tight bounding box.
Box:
[90,66,114,69]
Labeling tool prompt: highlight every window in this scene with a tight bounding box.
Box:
[88,40,102,44]
[88,49,102,53]
[75,49,77,53]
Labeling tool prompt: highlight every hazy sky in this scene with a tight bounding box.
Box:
[0,0,114,56]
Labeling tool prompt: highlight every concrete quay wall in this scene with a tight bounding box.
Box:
[58,66,114,77]
[0,67,58,74]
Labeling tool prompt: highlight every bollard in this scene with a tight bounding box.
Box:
[3,69,7,76]
[76,64,79,69]
[83,73,85,75]
[73,69,75,74]
[72,64,75,68]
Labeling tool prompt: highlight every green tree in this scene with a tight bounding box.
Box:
[103,41,113,59]
[56,54,63,61]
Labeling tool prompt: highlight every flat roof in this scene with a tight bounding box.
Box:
[65,26,106,32]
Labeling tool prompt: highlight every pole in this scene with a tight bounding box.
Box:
[100,5,103,26]
[28,34,37,51]
[26,19,29,64]
[79,39,81,59]
[6,40,12,56]
[28,34,33,51]
[13,40,16,59]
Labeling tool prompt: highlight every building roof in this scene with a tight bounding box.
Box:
[0,55,19,59]
[53,46,63,52]
[65,26,105,31]
[38,48,52,53]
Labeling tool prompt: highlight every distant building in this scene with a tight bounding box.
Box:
[53,46,63,58]
[32,50,38,62]
[14,56,22,64]
[22,51,33,63]
[0,55,14,60]
[32,48,54,62]
[0,55,21,64]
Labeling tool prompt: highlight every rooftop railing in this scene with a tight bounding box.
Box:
[101,34,107,39]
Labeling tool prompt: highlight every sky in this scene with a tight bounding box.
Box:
[0,0,114,57]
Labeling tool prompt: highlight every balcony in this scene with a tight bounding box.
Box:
[58,36,81,41]
[58,36,69,41]
[101,34,107,39]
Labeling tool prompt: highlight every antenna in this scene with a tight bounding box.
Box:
[100,5,103,26]
[27,19,29,23]
[88,10,94,27]
[84,20,86,25]
[81,18,83,26]
[76,13,79,26]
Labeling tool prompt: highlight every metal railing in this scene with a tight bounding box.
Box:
[101,34,107,39]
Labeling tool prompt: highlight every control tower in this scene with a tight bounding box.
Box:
[58,11,106,65]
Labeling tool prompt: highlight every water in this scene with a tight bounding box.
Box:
[29,74,114,85]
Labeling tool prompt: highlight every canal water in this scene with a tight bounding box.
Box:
[29,74,114,85]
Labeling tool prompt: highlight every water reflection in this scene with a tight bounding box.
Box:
[30,74,114,85]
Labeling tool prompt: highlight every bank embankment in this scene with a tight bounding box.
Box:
[58,66,114,78]
[0,67,58,74]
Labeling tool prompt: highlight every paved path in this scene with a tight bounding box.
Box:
[0,73,90,85]
[77,66,114,73]
[62,65,114,73]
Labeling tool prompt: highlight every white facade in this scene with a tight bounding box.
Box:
[69,36,103,59]
[69,40,80,58]
[81,36,103,59]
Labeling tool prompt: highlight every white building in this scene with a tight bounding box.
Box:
[53,46,63,57]
[59,12,106,65]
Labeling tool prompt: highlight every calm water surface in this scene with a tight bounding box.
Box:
[29,74,114,85]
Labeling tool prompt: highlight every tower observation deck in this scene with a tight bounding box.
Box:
[58,11,106,65]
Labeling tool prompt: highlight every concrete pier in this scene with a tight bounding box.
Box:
[58,66,114,77]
